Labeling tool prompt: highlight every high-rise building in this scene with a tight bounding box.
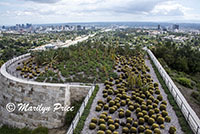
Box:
[158,25,161,30]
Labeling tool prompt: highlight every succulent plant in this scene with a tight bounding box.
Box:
[165,116,171,123]
[157,117,164,124]
[125,110,131,117]
[122,127,129,133]
[108,124,115,131]
[114,122,119,129]
[137,112,144,118]
[160,124,165,129]
[145,129,153,134]
[91,117,98,124]
[99,124,107,131]
[103,93,108,98]
[128,105,134,111]
[159,104,166,111]
[154,128,161,134]
[138,117,145,125]
[130,127,137,133]
[138,125,145,132]
[148,117,155,125]
[104,104,109,110]
[133,121,138,127]
[155,108,160,113]
[119,111,125,118]
[148,109,155,116]
[152,123,159,130]
[97,130,105,134]
[169,126,176,134]
[107,119,114,125]
[157,95,163,101]
[96,106,102,112]
[98,119,106,125]
[144,115,150,122]
[161,110,168,117]
[100,114,107,120]
[89,123,96,130]
[113,131,119,134]
[126,117,133,124]
[121,100,126,106]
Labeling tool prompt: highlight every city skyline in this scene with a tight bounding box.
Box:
[0,0,200,25]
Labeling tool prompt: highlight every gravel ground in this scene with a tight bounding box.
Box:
[81,57,184,134]
[145,58,183,134]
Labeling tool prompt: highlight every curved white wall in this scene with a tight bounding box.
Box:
[0,54,91,129]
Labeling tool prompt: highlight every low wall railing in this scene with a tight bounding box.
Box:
[66,84,96,134]
[147,49,200,134]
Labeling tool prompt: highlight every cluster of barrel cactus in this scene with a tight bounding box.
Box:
[89,54,176,134]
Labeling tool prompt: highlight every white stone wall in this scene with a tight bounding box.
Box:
[0,54,91,129]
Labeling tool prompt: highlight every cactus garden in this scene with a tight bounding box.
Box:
[82,53,182,134]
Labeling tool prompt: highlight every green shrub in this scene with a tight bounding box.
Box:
[18,128,31,134]
[32,126,48,134]
[89,123,96,130]
[176,77,192,88]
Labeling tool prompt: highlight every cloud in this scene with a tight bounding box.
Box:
[151,1,190,16]
[23,0,61,4]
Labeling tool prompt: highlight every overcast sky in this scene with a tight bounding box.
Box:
[0,0,200,25]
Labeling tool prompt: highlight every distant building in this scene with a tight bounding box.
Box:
[77,25,82,31]
[158,25,161,30]
[173,24,179,30]
[45,44,55,49]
